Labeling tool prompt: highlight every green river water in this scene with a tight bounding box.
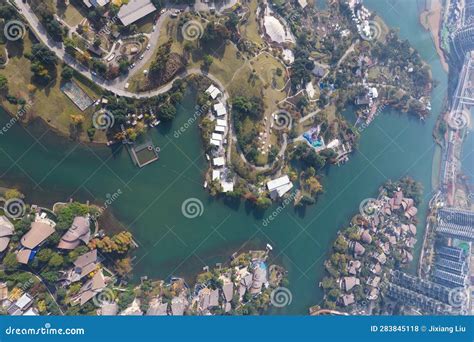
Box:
[0,0,448,314]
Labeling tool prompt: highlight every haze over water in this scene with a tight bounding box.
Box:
[0,0,448,314]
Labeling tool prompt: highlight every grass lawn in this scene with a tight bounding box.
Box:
[128,16,185,91]
[56,0,87,27]
[251,53,286,90]
[0,34,103,142]
[240,0,264,47]
[208,44,244,86]
[135,14,156,34]
[126,5,287,165]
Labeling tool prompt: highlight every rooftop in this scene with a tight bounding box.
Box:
[117,0,157,26]
[20,221,55,249]
[58,216,91,250]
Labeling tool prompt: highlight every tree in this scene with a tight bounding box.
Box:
[203,54,213,69]
[255,197,272,210]
[115,257,132,277]
[201,23,230,46]
[31,44,58,65]
[0,74,8,92]
[70,114,85,126]
[37,248,54,263]
[48,253,64,268]
[5,188,23,200]
[157,103,177,121]
[61,66,74,81]
[4,252,19,272]
[305,176,323,195]
[333,235,348,253]
[93,37,101,48]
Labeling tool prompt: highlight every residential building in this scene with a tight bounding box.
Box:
[58,216,91,250]
[17,217,56,264]
[0,216,14,253]
[117,0,157,26]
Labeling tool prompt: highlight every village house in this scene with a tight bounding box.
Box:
[58,216,91,250]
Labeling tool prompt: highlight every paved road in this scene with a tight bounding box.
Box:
[14,0,288,173]
[13,0,208,99]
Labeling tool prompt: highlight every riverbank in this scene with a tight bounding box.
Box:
[0,0,449,315]
[419,0,449,72]
[319,177,423,314]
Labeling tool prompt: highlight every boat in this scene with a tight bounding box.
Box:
[203,181,208,188]
[266,243,273,251]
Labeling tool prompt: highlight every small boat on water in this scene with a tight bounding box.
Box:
[203,181,208,188]
[266,243,273,251]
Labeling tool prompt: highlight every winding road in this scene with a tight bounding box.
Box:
[13,0,217,99]
[14,0,290,174]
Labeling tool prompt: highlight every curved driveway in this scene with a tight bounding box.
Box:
[14,0,287,172]
[13,0,227,99]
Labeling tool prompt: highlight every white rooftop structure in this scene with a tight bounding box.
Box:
[212,170,221,181]
[213,157,225,167]
[221,181,234,193]
[216,119,227,127]
[212,133,223,141]
[297,0,308,8]
[369,87,378,99]
[15,293,33,310]
[213,102,227,117]
[210,139,221,147]
[23,307,38,316]
[206,85,221,99]
[276,182,293,197]
[117,0,157,26]
[267,175,291,192]
[214,125,226,133]
[267,175,293,198]
[326,139,341,149]
[306,82,315,99]
[91,0,110,7]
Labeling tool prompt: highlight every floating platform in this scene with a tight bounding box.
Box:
[128,140,159,168]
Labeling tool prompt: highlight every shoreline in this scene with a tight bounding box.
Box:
[0,104,110,146]
[419,0,449,72]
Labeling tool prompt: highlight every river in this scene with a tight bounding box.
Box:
[0,0,447,314]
